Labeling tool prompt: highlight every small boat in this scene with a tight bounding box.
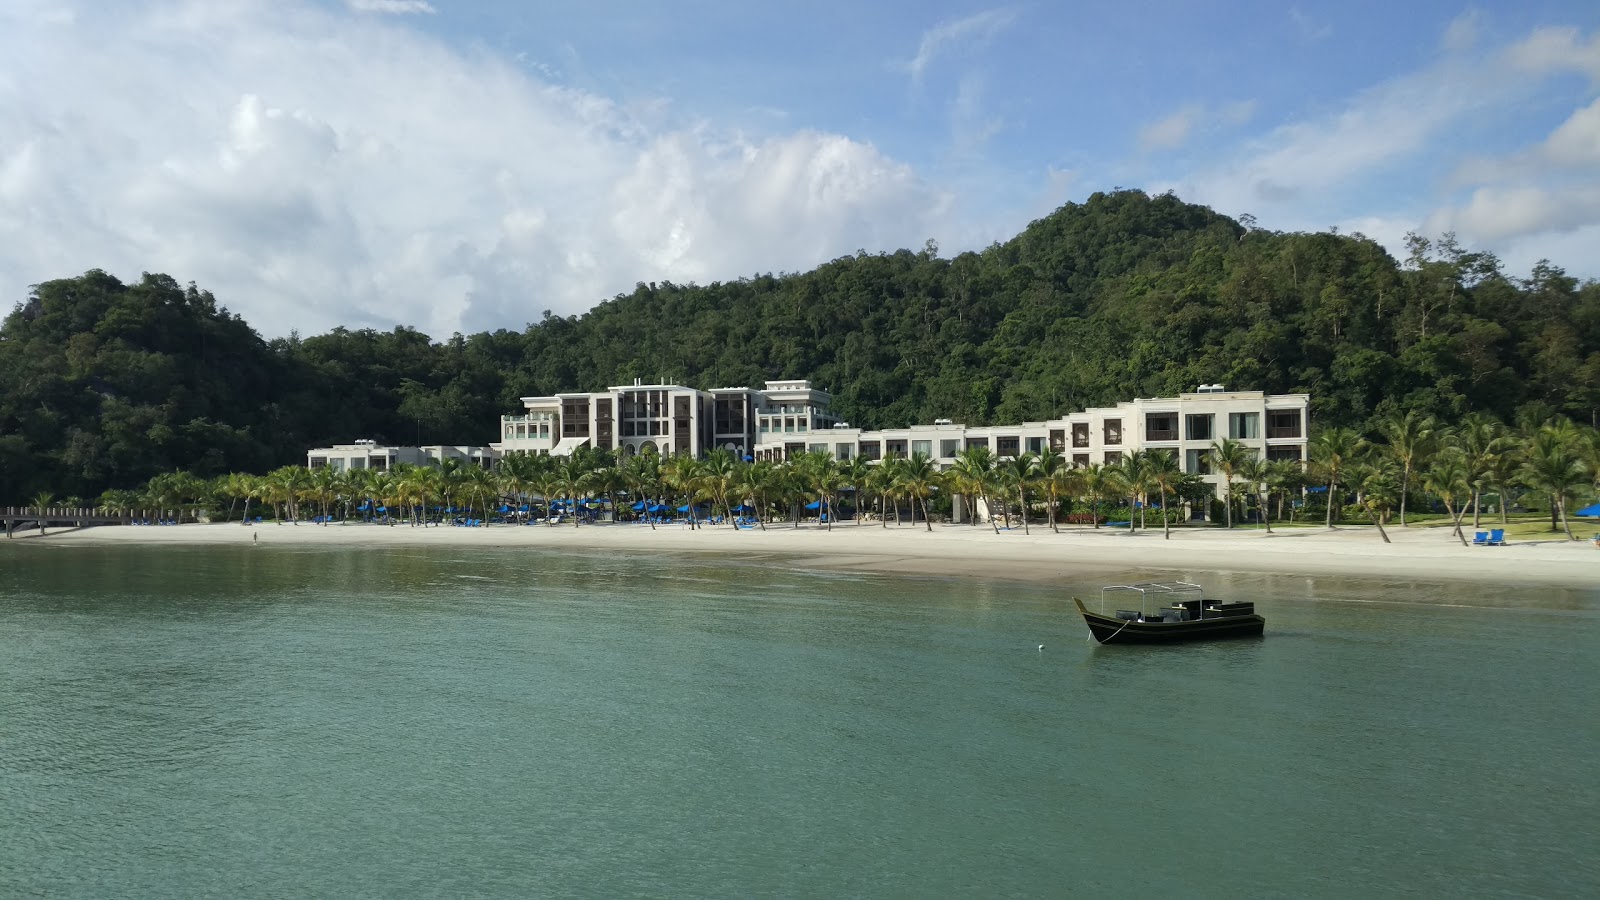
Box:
[1074,581,1264,645]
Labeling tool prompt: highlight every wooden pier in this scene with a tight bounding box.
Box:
[1,507,199,538]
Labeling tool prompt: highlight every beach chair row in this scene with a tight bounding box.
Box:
[130,519,180,526]
[1471,529,1507,546]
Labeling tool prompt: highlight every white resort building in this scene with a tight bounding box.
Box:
[309,380,1308,510]
[306,441,497,472]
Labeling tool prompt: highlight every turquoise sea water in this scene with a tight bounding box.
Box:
[2,543,1597,898]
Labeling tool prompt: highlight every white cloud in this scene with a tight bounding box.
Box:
[0,0,956,338]
[347,0,435,14]
[1504,26,1600,81]
[1137,101,1256,152]
[902,8,1017,83]
[1441,10,1480,53]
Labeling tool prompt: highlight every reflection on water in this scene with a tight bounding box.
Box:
[1,543,1596,898]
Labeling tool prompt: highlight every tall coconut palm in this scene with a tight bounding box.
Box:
[1346,459,1399,544]
[948,446,999,532]
[1207,438,1252,528]
[839,456,873,526]
[557,455,595,528]
[1080,463,1112,529]
[1519,430,1586,540]
[1424,448,1474,546]
[699,449,740,526]
[661,454,702,529]
[1310,428,1369,528]
[867,458,899,527]
[1145,450,1184,539]
[1109,451,1150,533]
[1381,410,1438,526]
[1263,459,1301,521]
[896,452,941,532]
[996,452,1039,535]
[1035,448,1071,533]
[1235,456,1273,534]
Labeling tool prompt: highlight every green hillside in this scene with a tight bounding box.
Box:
[3,189,1597,503]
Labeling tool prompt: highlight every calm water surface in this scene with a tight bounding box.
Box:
[2,543,1596,898]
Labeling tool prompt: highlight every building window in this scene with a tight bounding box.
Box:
[1027,436,1045,454]
[1185,449,1212,475]
[784,418,794,433]
[1267,410,1302,439]
[1103,419,1122,445]
[886,439,908,458]
[859,441,881,461]
[1186,414,1214,442]
[1072,453,1090,467]
[809,443,827,454]
[1229,412,1259,440]
[965,437,988,451]
[836,443,853,460]
[1145,413,1177,441]
[913,440,932,457]
[940,439,960,458]
[1072,423,1090,448]
[1049,429,1066,452]
[1266,444,1303,462]
[1103,450,1122,463]
[309,457,327,468]
[996,436,1021,457]
[797,420,807,432]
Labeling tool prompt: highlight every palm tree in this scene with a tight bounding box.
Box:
[1035,448,1072,533]
[1208,438,1252,528]
[866,458,899,527]
[699,449,740,526]
[1109,451,1150,532]
[1381,410,1437,526]
[557,455,595,528]
[1347,460,1399,544]
[1235,456,1273,534]
[1266,459,1301,521]
[948,446,999,532]
[622,453,661,530]
[1310,428,1369,528]
[1424,448,1474,546]
[1080,463,1112,529]
[308,464,339,524]
[839,456,873,526]
[661,454,702,529]
[1519,430,1587,540]
[896,452,941,532]
[996,452,1039,534]
[1145,450,1184,539]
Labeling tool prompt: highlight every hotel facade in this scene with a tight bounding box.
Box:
[489,379,1309,499]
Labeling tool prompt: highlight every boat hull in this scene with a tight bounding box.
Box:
[1073,598,1265,645]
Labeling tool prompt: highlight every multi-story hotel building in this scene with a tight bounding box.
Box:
[491,379,1309,499]
[306,441,497,472]
[494,379,840,459]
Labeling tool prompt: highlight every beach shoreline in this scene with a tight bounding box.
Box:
[11,519,1599,589]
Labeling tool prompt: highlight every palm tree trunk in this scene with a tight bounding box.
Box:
[985,492,999,533]
[1261,489,1273,534]
[1018,487,1028,535]
[920,496,932,532]
[1398,466,1410,526]
[1558,496,1574,540]
[1471,490,1481,529]
[1325,479,1337,528]
[1161,488,1170,540]
[1447,500,1469,546]
[1367,506,1392,543]
[1049,491,1059,533]
[1224,482,1233,528]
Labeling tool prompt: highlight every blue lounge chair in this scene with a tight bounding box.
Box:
[1488,528,1506,545]
[1472,531,1489,545]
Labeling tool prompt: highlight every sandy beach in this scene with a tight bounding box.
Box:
[12,518,1599,589]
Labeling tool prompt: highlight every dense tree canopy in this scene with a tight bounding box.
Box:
[4,189,1598,503]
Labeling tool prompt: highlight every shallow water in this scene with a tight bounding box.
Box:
[2,544,1596,897]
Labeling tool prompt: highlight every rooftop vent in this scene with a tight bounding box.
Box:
[834,422,851,428]
[1195,384,1227,394]
[934,418,954,425]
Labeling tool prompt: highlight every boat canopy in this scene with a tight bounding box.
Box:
[1097,581,1205,614]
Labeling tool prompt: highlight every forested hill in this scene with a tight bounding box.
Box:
[3,189,1598,503]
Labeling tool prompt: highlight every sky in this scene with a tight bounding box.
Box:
[1,1,1598,339]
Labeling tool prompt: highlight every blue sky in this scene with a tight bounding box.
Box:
[1,0,1598,337]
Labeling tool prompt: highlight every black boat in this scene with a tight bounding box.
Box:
[1074,582,1265,645]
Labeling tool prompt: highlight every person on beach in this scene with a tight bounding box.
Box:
[253,531,258,544]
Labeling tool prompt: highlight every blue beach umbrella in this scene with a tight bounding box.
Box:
[1576,502,1600,517]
